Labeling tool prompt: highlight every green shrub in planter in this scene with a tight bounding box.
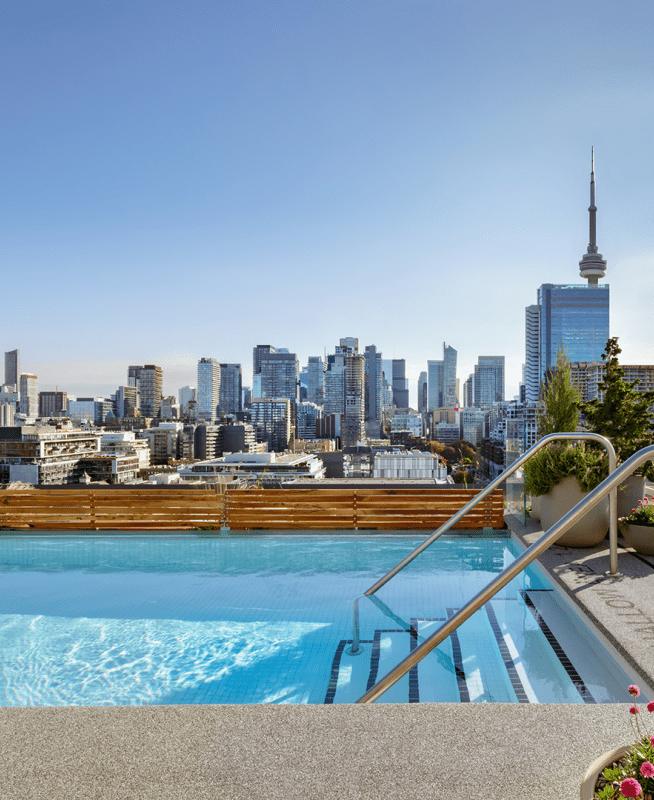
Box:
[523,442,609,497]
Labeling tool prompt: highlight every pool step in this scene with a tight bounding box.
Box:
[325,594,603,704]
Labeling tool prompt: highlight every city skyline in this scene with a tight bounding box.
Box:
[3,1,654,401]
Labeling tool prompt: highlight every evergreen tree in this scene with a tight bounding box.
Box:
[580,337,654,479]
[537,348,581,437]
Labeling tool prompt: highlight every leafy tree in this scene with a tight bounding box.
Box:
[537,348,581,437]
[580,337,654,480]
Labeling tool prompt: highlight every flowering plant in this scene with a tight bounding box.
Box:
[620,498,654,529]
[595,686,654,798]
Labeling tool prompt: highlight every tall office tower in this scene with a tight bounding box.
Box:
[178,386,195,413]
[579,148,607,285]
[342,352,365,448]
[524,304,541,404]
[364,345,383,424]
[197,358,220,422]
[391,360,409,409]
[473,356,505,409]
[417,371,428,413]
[128,365,163,418]
[340,337,358,353]
[4,350,19,389]
[525,152,610,396]
[251,398,292,452]
[427,360,444,409]
[443,343,458,406]
[19,374,38,416]
[38,391,68,418]
[306,357,325,405]
[252,345,276,378]
[219,364,242,415]
[258,351,299,401]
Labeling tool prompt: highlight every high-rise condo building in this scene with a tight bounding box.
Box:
[364,345,383,424]
[473,356,505,409]
[252,345,276,378]
[4,350,19,389]
[128,365,163,418]
[178,386,195,413]
[219,364,242,415]
[257,351,298,402]
[443,343,458,406]
[114,386,140,418]
[306,357,325,405]
[19,374,38,417]
[251,398,292,452]
[525,151,610,398]
[197,358,220,422]
[342,352,365,448]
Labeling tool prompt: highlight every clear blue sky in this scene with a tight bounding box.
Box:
[2,0,653,403]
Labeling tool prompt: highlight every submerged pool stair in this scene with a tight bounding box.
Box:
[326,593,598,704]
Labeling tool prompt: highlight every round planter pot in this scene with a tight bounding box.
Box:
[540,476,609,547]
[530,495,541,521]
[623,523,654,555]
[617,474,647,519]
[580,745,631,800]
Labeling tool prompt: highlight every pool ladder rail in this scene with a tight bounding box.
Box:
[352,436,654,704]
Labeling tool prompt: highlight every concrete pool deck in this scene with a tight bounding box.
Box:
[2,523,654,800]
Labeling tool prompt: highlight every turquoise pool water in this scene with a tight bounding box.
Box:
[0,533,643,706]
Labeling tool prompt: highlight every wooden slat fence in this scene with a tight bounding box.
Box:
[0,489,225,530]
[0,487,504,531]
[224,488,504,530]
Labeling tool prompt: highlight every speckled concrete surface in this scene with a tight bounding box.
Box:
[0,703,639,800]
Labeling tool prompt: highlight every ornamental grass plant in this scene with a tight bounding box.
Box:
[594,686,654,799]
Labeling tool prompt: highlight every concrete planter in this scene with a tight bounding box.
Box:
[540,476,609,547]
[617,474,647,518]
[622,523,654,556]
[580,745,631,800]
[530,494,541,521]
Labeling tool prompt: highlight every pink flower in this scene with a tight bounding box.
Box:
[641,762,654,778]
[639,500,644,506]
[630,705,641,714]
[651,735,654,746]
[620,777,643,797]
[648,702,654,713]
[630,685,641,697]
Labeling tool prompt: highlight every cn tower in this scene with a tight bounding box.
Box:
[578,147,607,285]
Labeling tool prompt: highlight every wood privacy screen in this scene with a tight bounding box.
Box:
[0,487,504,531]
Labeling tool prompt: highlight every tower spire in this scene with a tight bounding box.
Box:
[579,147,607,285]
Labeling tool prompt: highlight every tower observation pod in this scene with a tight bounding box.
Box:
[579,147,607,285]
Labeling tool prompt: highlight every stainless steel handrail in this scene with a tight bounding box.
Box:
[347,432,617,655]
[356,443,654,703]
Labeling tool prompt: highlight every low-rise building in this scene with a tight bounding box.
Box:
[177,451,325,485]
[372,451,448,481]
[0,426,102,484]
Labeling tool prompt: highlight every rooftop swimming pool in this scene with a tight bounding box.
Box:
[0,533,645,706]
